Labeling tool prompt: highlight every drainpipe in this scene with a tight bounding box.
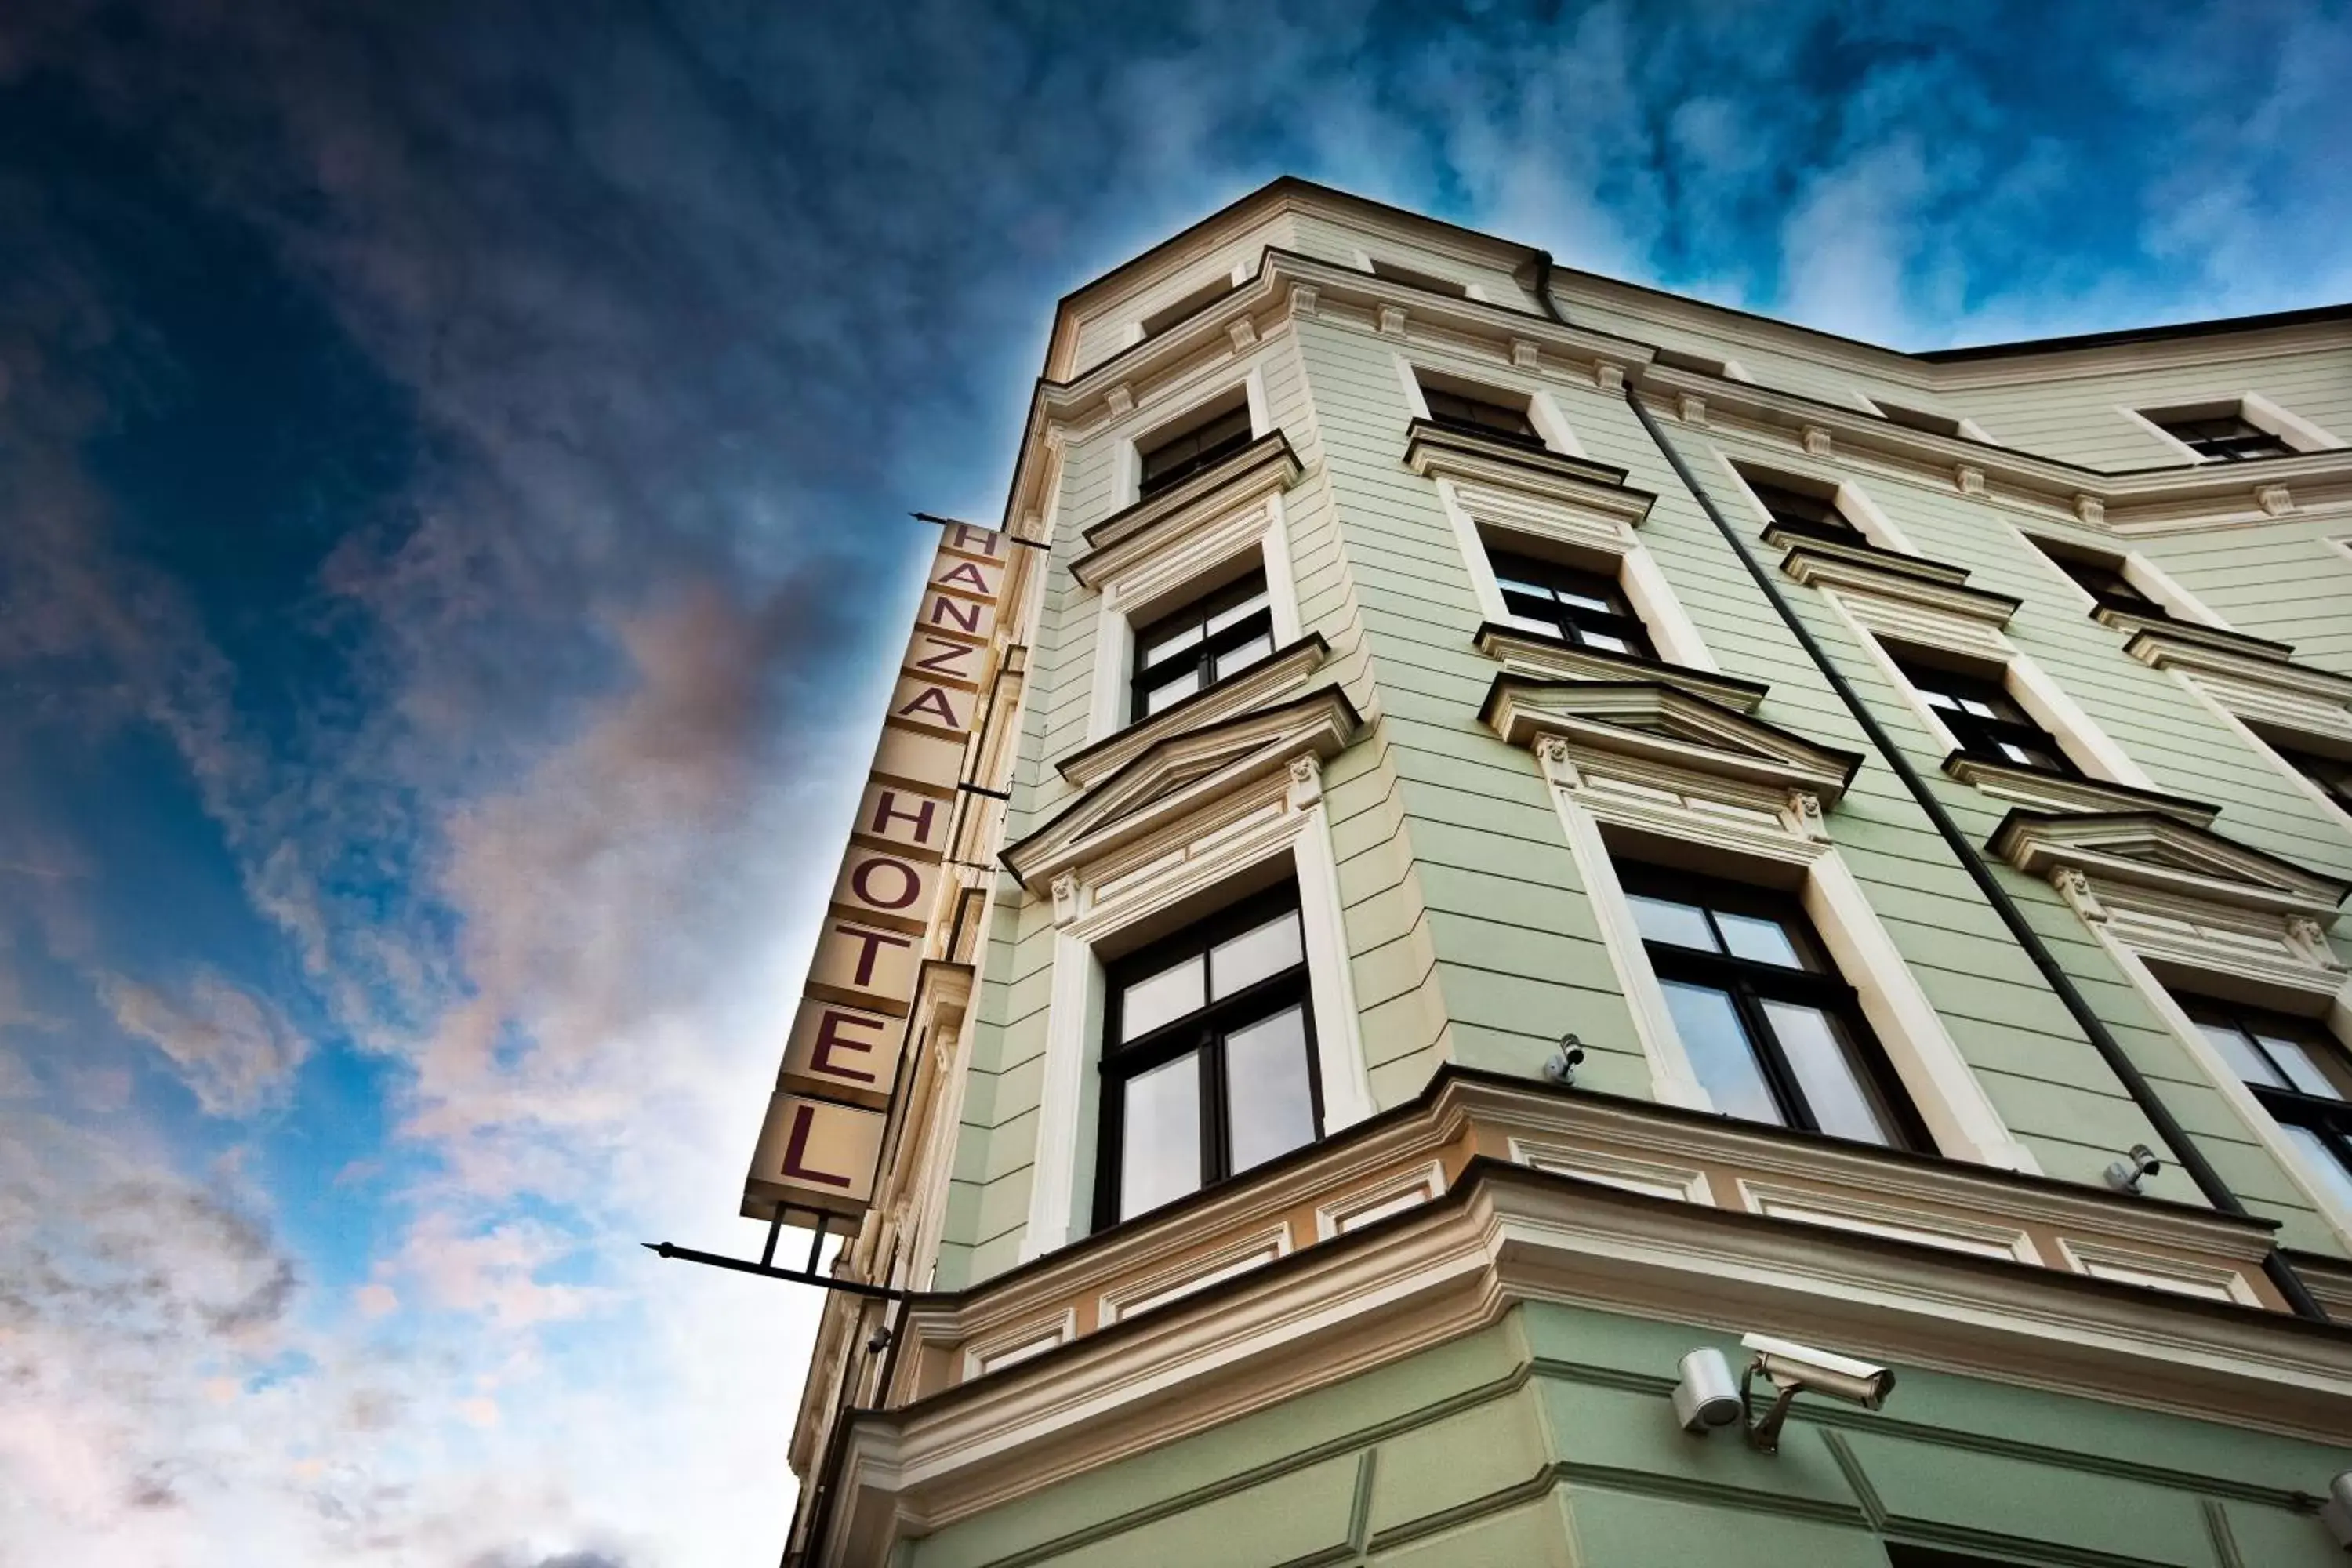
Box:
[1525,256,2324,1319]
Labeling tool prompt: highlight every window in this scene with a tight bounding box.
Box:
[1739,470,1864,544]
[1096,886,1320,1224]
[1490,549,1655,658]
[2273,742,2352,816]
[2152,411,2292,463]
[1871,400,1965,438]
[1138,401,1254,497]
[1417,378,1542,446]
[1130,571,1275,720]
[2177,994,2352,1213]
[1369,259,1468,297]
[2032,542,2161,615]
[1621,863,1924,1149]
[1891,655,2079,778]
[1139,276,1240,340]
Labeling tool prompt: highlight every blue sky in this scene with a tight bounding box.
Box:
[2,2,2347,1563]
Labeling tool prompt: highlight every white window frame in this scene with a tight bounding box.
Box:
[2020,530,2229,628]
[1433,476,1719,673]
[1020,756,1374,1258]
[2046,870,2352,1248]
[1528,735,2038,1174]
[1353,247,1488,303]
[1081,492,1302,748]
[1393,354,1583,459]
[1838,597,2157,792]
[2122,394,2345,465]
[1112,364,1272,512]
[1717,452,1921,556]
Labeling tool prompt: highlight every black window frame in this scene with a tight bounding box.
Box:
[1486,547,1656,659]
[2271,741,2352,816]
[1094,884,1323,1229]
[1417,379,1544,448]
[2176,994,2352,1196]
[1740,473,1865,545]
[1128,570,1276,722]
[1138,400,1254,498]
[1620,862,1929,1152]
[2152,411,2292,463]
[1890,655,2082,779]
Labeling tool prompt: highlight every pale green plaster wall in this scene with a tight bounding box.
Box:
[900,1303,2347,1568]
[931,211,2352,1285]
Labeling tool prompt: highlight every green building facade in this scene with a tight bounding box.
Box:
[767,180,2352,1565]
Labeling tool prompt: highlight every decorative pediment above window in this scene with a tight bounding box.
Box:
[2125,625,2352,749]
[1991,810,2349,923]
[1944,753,2220,828]
[1058,633,1327,790]
[1482,676,1864,806]
[1473,624,1767,714]
[1776,535,2021,630]
[1073,433,1302,592]
[1004,688,1362,892]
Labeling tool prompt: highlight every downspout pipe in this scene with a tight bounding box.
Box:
[1619,390,2325,1321]
[1526,259,2324,1319]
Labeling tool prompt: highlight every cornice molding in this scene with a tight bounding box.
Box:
[1778,542,2021,627]
[1005,685,1360,891]
[1990,809,2350,922]
[1472,625,1769,713]
[1941,754,2221,828]
[1401,421,1651,524]
[1075,431,1301,579]
[2126,627,2352,711]
[1481,677,1864,803]
[1052,635,1330,790]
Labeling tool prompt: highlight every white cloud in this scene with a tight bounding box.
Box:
[100,969,310,1117]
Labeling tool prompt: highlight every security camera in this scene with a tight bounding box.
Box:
[1737,1333,1895,1452]
[1543,1033,1585,1086]
[2321,1469,2352,1549]
[865,1324,895,1355]
[2104,1143,2161,1195]
[1671,1348,1743,1434]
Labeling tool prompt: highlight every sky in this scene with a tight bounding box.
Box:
[2,2,2348,1564]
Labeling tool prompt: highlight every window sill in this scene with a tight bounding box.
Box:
[1057,634,1330,791]
[1941,752,2219,827]
[1473,622,1768,714]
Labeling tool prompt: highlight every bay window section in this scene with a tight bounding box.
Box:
[1096,886,1321,1225]
[1130,570,1275,720]
[1620,862,1925,1149]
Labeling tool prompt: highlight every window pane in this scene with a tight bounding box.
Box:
[1209,911,1304,1000]
[1214,633,1275,680]
[1224,1005,1317,1174]
[1661,981,1782,1125]
[1119,954,1205,1043]
[1495,571,1556,601]
[1760,1000,1895,1145]
[2278,1123,2352,1214]
[1716,910,1803,968]
[1628,894,1719,953]
[1119,1052,1203,1219]
[1143,668,1200,714]
[1918,688,1962,711]
[1205,591,1269,633]
[1579,630,1632,655]
[1142,622,1203,665]
[2257,1033,2344,1101]
[1554,586,1616,615]
[2195,1019,2288,1088]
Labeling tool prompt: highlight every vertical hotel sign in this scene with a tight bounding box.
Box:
[742,521,1008,1221]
